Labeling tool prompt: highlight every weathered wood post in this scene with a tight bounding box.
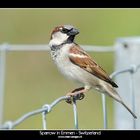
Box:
[114,37,140,129]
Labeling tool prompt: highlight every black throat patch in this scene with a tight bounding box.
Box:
[50,45,61,51]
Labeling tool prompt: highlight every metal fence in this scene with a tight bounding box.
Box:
[0,43,139,129]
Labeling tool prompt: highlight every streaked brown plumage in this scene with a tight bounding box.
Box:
[69,45,118,88]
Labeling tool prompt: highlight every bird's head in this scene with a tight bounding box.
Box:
[49,25,79,46]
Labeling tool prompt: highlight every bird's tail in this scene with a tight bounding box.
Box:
[104,84,137,119]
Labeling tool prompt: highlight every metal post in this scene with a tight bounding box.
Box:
[42,111,47,130]
[0,43,7,125]
[130,72,136,129]
[114,37,140,129]
[73,98,78,129]
[102,94,107,129]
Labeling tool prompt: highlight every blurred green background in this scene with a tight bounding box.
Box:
[1,9,140,129]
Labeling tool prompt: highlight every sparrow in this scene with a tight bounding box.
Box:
[49,24,137,119]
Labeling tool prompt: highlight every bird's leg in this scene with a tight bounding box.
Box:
[71,87,85,100]
[66,87,85,104]
[66,87,89,104]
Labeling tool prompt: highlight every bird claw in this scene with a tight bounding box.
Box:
[65,96,73,104]
[65,93,85,104]
[75,93,85,100]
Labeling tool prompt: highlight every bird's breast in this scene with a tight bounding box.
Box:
[52,46,99,87]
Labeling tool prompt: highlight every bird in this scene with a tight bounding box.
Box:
[49,24,137,119]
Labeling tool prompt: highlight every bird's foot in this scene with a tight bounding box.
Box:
[66,93,85,104]
[65,87,85,104]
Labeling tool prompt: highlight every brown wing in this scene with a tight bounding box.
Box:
[69,44,118,88]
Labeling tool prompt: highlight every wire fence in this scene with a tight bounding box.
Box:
[0,44,139,129]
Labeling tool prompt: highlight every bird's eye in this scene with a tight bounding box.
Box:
[61,28,69,33]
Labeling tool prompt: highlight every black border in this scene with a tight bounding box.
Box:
[1,0,140,8]
[0,130,140,139]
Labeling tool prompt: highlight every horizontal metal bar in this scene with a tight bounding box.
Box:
[110,64,140,79]
[0,44,114,52]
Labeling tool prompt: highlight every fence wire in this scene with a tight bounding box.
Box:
[0,44,140,129]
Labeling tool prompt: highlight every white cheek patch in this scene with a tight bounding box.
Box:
[49,38,62,46]
[50,32,69,46]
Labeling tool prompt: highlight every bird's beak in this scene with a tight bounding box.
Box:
[67,28,79,36]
